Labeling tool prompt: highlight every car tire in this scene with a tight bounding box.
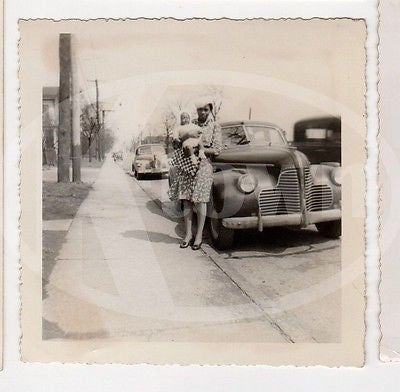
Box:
[209,209,235,250]
[136,172,144,180]
[316,220,341,239]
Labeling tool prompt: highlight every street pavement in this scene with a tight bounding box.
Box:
[43,157,341,343]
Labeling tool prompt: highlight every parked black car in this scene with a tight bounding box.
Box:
[207,120,341,249]
[292,117,341,164]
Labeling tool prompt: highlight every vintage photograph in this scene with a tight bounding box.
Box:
[20,19,366,365]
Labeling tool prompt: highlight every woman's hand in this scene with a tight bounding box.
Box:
[172,137,181,149]
[199,149,207,160]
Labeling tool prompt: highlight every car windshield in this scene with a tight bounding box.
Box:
[221,125,286,147]
[137,145,165,155]
[221,126,249,147]
[246,126,286,146]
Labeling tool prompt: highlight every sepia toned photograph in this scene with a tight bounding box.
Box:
[20,18,366,366]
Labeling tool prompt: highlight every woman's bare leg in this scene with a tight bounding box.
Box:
[194,202,207,245]
[183,200,193,243]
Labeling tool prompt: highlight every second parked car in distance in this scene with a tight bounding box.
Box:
[132,144,169,180]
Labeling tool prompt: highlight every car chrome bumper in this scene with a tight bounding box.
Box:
[221,209,341,230]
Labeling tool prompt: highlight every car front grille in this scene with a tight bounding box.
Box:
[258,168,333,216]
[258,168,301,216]
[304,168,333,211]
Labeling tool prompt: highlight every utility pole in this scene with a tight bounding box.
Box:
[71,34,81,182]
[248,107,252,121]
[95,80,101,161]
[58,33,72,182]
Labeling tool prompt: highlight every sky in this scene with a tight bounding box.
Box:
[20,19,365,149]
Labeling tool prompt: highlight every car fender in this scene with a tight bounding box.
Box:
[211,164,278,219]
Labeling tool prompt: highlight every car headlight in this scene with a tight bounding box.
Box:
[237,174,258,194]
[332,167,341,186]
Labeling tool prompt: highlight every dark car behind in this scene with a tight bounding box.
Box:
[292,117,341,164]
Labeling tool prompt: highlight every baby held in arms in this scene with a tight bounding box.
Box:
[175,112,206,166]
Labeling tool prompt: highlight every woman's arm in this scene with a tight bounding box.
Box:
[180,127,202,142]
[203,147,218,157]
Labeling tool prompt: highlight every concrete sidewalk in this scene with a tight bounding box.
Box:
[43,157,289,342]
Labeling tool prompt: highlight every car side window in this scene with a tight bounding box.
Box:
[221,126,248,148]
[327,129,341,142]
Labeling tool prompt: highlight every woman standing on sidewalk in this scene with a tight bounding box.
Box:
[169,100,222,250]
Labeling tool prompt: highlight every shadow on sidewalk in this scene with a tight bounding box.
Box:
[122,229,180,245]
[145,199,188,239]
[145,199,181,222]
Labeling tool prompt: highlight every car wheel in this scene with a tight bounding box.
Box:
[136,172,144,180]
[316,220,341,239]
[209,209,235,250]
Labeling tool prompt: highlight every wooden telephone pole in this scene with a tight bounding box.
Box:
[58,33,81,182]
[58,33,72,182]
[71,34,81,182]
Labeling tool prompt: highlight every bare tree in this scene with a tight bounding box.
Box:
[204,85,224,121]
[161,110,177,154]
[42,129,48,165]
[80,103,99,162]
[160,97,190,154]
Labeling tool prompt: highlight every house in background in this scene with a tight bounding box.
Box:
[42,87,59,165]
